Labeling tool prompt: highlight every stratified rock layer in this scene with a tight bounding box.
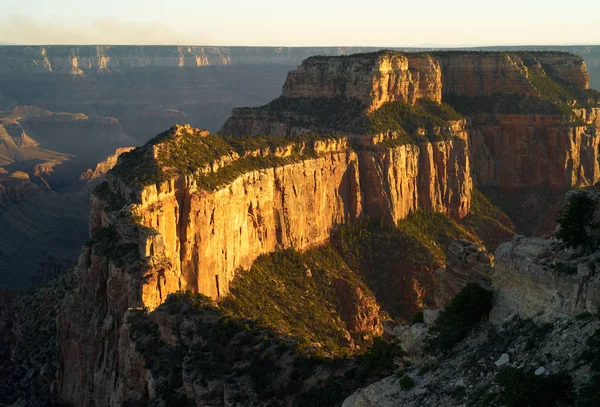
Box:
[469,111,600,189]
[492,235,600,322]
[282,53,442,111]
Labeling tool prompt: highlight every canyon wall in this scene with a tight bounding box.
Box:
[469,112,600,189]
[57,119,472,405]
[359,138,471,222]
[492,235,600,322]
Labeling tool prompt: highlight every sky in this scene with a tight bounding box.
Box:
[1,0,599,47]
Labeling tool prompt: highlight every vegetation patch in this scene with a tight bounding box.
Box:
[109,125,342,191]
[555,190,597,248]
[249,96,462,142]
[221,246,372,357]
[446,93,566,115]
[368,99,461,138]
[294,337,405,406]
[398,374,416,390]
[128,291,403,407]
[90,225,140,265]
[425,283,493,353]
[496,367,574,407]
[396,211,479,266]
[93,181,129,212]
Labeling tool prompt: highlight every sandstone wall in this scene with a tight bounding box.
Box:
[468,113,600,189]
[219,109,316,138]
[135,149,362,309]
[57,132,472,405]
[359,139,471,223]
[0,46,232,74]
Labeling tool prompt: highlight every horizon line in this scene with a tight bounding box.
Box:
[1,43,600,48]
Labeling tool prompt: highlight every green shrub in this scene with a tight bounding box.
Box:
[398,374,415,390]
[425,283,493,353]
[412,311,424,324]
[555,191,596,248]
[496,367,574,407]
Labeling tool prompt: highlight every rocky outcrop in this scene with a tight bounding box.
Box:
[335,278,383,341]
[491,235,600,322]
[343,316,600,407]
[134,141,362,307]
[282,52,442,111]
[534,53,591,89]
[57,128,364,405]
[219,108,316,138]
[56,117,472,405]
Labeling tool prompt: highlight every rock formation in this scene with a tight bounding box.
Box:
[79,147,136,183]
[282,52,442,111]
[54,50,600,406]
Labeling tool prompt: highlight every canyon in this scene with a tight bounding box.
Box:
[0,44,600,406]
[47,49,600,406]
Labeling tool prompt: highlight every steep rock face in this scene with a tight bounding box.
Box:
[0,172,42,202]
[469,113,600,189]
[219,108,315,138]
[334,278,384,341]
[134,148,362,307]
[56,121,472,405]
[359,138,471,223]
[282,53,442,111]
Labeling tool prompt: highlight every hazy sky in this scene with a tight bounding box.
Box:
[1,0,599,46]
